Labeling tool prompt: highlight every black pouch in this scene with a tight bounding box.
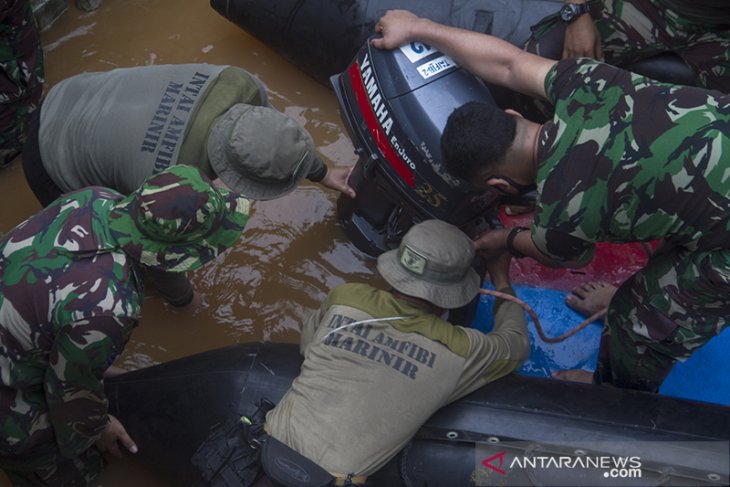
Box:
[191,399,276,487]
[260,436,334,487]
[191,417,261,487]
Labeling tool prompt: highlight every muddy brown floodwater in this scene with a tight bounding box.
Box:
[0,0,384,485]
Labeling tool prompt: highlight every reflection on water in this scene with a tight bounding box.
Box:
[194,188,376,343]
[0,0,378,485]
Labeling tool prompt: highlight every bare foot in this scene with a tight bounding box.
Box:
[565,281,616,317]
[552,369,594,383]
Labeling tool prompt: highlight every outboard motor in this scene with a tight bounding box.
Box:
[331,39,511,257]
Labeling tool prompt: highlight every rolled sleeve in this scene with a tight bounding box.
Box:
[306,159,327,183]
[45,316,135,458]
[531,225,596,267]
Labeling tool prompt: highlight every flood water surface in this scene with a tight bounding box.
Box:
[0,1,379,484]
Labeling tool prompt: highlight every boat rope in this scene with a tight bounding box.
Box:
[478,288,608,344]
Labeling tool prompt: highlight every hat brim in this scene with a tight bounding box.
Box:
[108,190,250,273]
[207,104,316,201]
[377,249,481,309]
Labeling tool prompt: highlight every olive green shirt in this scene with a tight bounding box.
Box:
[266,283,529,477]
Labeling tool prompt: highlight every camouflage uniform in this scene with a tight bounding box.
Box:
[516,0,730,121]
[532,58,730,391]
[0,166,249,485]
[528,0,730,92]
[0,187,142,486]
[0,0,44,167]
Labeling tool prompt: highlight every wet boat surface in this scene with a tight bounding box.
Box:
[105,342,730,486]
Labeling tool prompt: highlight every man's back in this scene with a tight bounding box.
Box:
[39,64,228,194]
[266,282,528,477]
[534,59,730,263]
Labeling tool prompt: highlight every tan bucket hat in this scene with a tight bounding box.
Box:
[207,104,321,200]
[377,219,480,309]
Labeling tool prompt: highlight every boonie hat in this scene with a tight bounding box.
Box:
[108,165,249,272]
[207,103,321,201]
[377,220,480,309]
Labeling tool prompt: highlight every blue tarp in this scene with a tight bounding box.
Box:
[472,284,730,406]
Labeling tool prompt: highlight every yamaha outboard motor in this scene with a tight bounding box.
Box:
[331,40,509,257]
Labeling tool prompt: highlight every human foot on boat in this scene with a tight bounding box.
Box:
[565,281,616,317]
[551,369,594,383]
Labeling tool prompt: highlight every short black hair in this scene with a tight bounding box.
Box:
[441,101,517,182]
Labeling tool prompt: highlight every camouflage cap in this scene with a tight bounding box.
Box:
[207,103,320,201]
[377,220,480,309]
[108,165,250,272]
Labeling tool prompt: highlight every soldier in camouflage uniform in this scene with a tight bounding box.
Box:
[0,165,248,485]
[528,0,730,93]
[373,10,730,392]
[516,0,730,121]
[1,0,44,167]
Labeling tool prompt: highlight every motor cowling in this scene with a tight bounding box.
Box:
[331,40,502,257]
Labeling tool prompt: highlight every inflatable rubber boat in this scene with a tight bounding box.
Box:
[209,0,695,87]
[211,0,561,85]
[106,342,730,486]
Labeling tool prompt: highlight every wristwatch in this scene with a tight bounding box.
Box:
[559,2,589,23]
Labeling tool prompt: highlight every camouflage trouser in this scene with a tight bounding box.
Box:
[0,386,105,486]
[0,445,104,486]
[1,0,44,167]
[594,244,730,392]
[513,0,730,120]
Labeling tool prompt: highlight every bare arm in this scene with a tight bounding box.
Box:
[474,227,589,269]
[483,250,512,290]
[371,9,556,100]
[447,252,529,401]
[511,229,585,267]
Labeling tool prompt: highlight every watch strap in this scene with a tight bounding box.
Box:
[506,227,529,259]
[561,2,590,22]
[574,2,589,16]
